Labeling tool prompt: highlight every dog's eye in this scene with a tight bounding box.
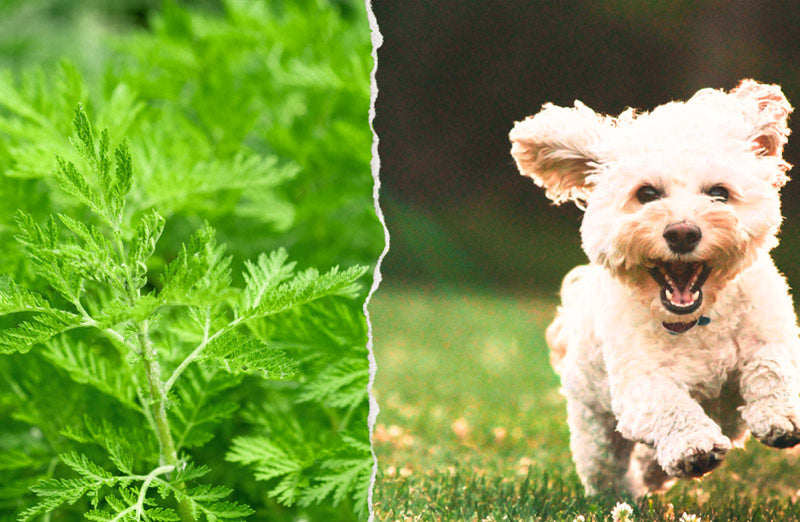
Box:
[705,185,729,202]
[636,185,663,204]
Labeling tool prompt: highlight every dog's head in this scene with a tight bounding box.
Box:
[510,80,792,320]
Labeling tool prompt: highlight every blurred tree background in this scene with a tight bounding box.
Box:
[374,1,800,293]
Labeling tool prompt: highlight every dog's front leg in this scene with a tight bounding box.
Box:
[608,368,731,480]
[738,336,800,449]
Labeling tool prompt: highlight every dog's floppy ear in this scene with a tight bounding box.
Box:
[732,79,793,161]
[510,101,608,205]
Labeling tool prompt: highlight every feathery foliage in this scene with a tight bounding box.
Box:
[0,1,379,520]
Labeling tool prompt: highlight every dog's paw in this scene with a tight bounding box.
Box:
[658,433,731,479]
[671,445,728,478]
[741,402,800,449]
[759,423,800,448]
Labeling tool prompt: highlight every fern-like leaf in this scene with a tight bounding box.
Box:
[18,478,93,521]
[0,275,52,314]
[298,433,372,518]
[295,357,368,410]
[170,366,240,451]
[130,209,165,290]
[15,211,84,302]
[41,339,139,410]
[204,331,299,380]
[240,249,296,313]
[162,481,254,521]
[59,451,114,483]
[225,436,306,505]
[57,213,120,280]
[0,308,80,354]
[160,225,232,306]
[245,262,366,319]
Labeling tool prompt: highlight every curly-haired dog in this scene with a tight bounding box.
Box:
[509,80,800,498]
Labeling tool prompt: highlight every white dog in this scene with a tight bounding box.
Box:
[509,80,800,498]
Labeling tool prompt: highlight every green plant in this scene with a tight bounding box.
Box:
[1,106,370,520]
[0,1,378,520]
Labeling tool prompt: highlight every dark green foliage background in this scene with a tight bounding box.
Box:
[375,2,800,292]
[0,0,381,520]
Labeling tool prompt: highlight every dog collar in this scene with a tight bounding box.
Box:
[663,315,711,335]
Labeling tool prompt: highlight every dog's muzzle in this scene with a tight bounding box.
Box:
[648,261,712,315]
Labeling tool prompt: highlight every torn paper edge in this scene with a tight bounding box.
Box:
[364,1,385,521]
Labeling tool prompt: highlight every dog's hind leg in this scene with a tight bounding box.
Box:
[565,396,634,496]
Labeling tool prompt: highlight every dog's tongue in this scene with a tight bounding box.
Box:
[669,285,695,306]
[665,263,699,306]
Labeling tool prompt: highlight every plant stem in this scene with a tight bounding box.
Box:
[164,316,243,392]
[138,319,195,521]
[110,464,176,522]
[110,225,195,519]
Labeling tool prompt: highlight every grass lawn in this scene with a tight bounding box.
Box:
[370,284,800,521]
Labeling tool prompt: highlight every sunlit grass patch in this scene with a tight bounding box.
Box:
[372,284,800,521]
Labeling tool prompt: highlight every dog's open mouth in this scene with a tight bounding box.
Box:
[648,261,712,315]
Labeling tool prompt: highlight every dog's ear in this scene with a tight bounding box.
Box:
[732,79,793,161]
[509,101,608,205]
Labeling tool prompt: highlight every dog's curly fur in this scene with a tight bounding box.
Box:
[510,80,800,498]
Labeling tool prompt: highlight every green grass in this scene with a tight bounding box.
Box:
[371,285,800,521]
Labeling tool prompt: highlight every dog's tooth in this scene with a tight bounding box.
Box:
[665,289,673,300]
[692,290,700,300]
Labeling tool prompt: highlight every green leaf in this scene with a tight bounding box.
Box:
[72,104,96,162]
[59,451,113,483]
[114,139,133,193]
[298,457,371,510]
[143,506,181,521]
[298,433,372,518]
[58,213,124,286]
[54,155,99,212]
[241,249,296,313]
[171,462,211,484]
[140,152,298,215]
[160,225,232,305]
[55,105,136,226]
[0,449,35,471]
[226,436,307,505]
[14,210,57,249]
[97,128,112,192]
[204,331,298,380]
[226,436,305,481]
[295,357,368,410]
[0,70,50,127]
[41,339,139,410]
[60,415,158,473]
[243,256,367,319]
[18,478,93,521]
[15,211,84,302]
[0,276,52,315]
[170,366,240,451]
[130,209,165,290]
[162,477,254,521]
[93,294,161,329]
[0,308,81,354]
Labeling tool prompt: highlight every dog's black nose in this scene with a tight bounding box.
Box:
[663,222,702,253]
